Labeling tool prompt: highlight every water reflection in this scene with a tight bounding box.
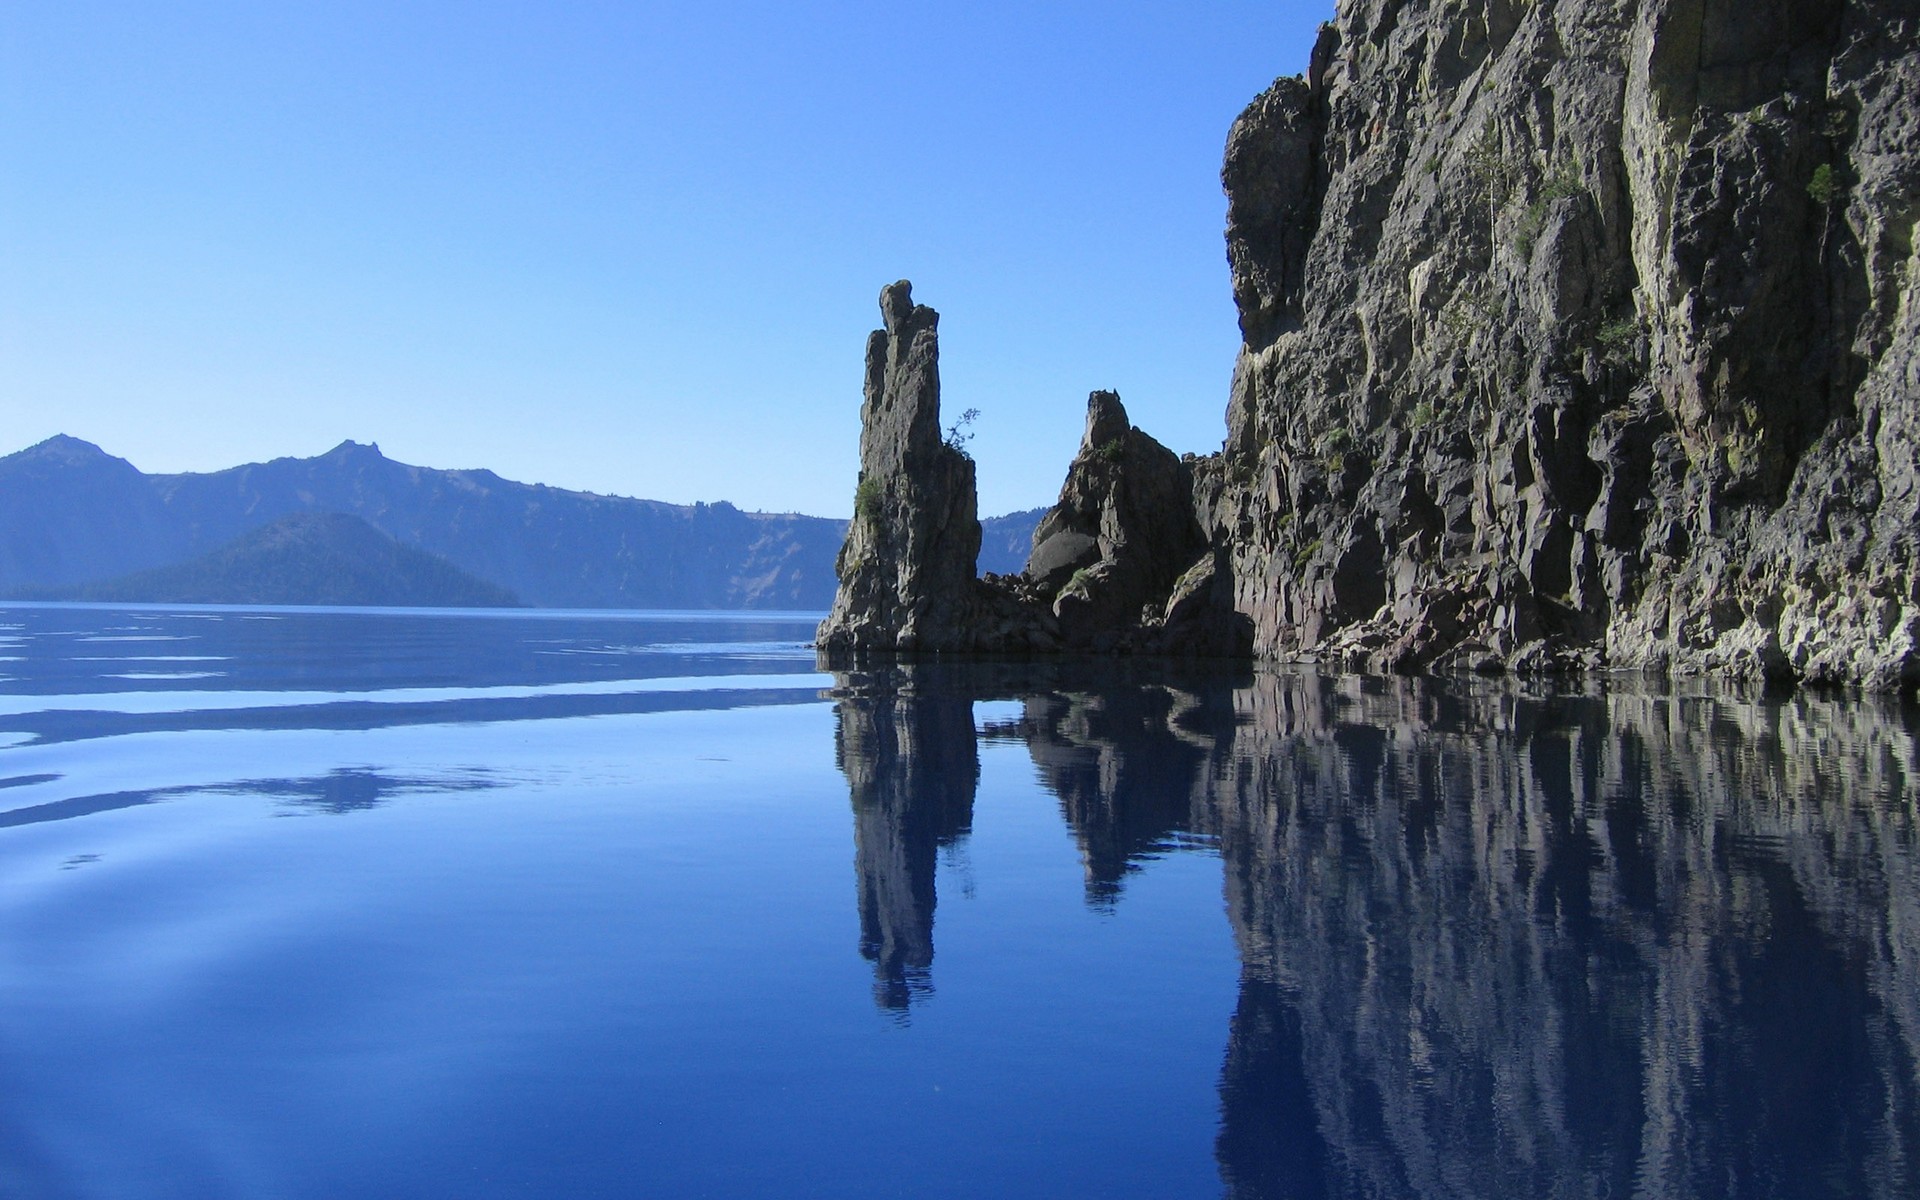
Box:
[0,766,506,828]
[831,664,979,1012]
[826,661,1920,1199]
[1017,681,1232,907]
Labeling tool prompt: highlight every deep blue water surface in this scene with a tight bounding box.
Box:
[1,603,1916,1198]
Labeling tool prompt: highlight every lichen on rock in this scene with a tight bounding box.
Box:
[1212,0,1920,689]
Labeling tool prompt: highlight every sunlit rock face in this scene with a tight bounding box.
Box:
[818,291,1250,658]
[1023,391,1242,654]
[1214,0,1920,688]
[819,4,1919,687]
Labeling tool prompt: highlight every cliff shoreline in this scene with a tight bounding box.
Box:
[821,0,1920,693]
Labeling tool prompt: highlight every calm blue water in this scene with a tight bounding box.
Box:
[1,604,1916,1199]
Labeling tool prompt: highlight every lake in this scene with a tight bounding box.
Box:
[1,603,1915,1198]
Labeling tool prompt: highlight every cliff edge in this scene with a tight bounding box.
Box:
[823,0,1919,689]
[1215,0,1920,688]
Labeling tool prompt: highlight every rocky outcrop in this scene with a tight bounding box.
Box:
[1213,0,1920,688]
[1029,393,1205,637]
[822,2,1917,689]
[1022,390,1247,653]
[817,282,985,653]
[819,289,1248,658]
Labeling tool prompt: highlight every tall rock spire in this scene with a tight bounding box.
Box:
[817,281,983,655]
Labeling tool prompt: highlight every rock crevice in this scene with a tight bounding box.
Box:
[1214,0,1919,689]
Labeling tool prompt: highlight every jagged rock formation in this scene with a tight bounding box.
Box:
[824,2,1918,689]
[818,282,986,653]
[818,299,1247,657]
[1211,0,1920,688]
[1026,391,1236,650]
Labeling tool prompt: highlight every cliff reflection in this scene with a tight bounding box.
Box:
[826,660,1920,1198]
[1007,678,1237,906]
[1208,675,1920,1199]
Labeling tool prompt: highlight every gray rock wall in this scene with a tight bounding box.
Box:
[818,292,1245,657]
[1025,390,1229,650]
[1215,0,1920,688]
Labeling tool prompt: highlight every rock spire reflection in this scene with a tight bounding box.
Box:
[826,659,1920,1197]
[1012,681,1231,906]
[830,662,980,1012]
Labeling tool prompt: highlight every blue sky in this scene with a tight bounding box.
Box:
[3,1,1324,517]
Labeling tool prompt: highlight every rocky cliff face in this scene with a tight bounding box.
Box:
[1213,0,1920,688]
[820,1,1917,688]
[1028,391,1211,643]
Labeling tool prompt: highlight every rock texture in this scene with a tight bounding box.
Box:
[1028,392,1205,632]
[1212,0,1920,688]
[823,1,1917,689]
[817,308,1251,658]
[1021,390,1251,654]
[818,282,986,653]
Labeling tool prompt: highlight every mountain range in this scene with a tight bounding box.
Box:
[18,512,522,608]
[0,436,1042,609]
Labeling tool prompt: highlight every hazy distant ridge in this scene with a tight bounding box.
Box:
[0,436,1041,608]
[23,512,521,608]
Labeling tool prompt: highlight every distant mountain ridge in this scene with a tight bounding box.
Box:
[0,436,1043,609]
[21,512,521,608]
[978,507,1047,577]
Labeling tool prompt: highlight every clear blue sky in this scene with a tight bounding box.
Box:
[2,1,1325,518]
